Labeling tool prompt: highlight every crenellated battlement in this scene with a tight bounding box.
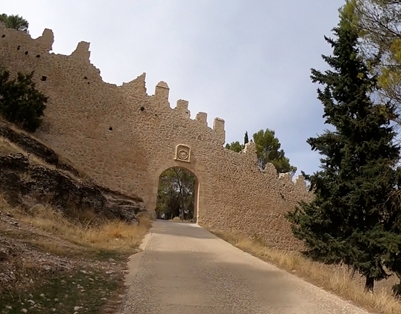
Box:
[71,41,91,61]
[175,99,190,118]
[35,29,54,52]
[195,112,207,125]
[151,80,226,143]
[0,25,311,251]
[226,141,308,192]
[155,81,169,101]
[0,24,226,145]
[213,118,225,144]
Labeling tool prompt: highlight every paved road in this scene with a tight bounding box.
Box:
[119,220,369,314]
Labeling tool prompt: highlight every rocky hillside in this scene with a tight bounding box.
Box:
[0,119,146,223]
[0,120,152,314]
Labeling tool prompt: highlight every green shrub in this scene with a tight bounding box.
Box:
[0,69,48,132]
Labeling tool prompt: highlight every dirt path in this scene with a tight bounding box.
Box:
[119,220,370,314]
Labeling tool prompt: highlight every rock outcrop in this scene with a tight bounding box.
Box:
[0,121,146,223]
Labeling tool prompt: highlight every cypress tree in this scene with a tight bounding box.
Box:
[244,131,249,144]
[286,2,401,292]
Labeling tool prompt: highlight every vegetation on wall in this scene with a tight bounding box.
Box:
[0,69,48,132]
[286,1,401,294]
[155,167,196,221]
[0,13,29,32]
[226,129,297,176]
[0,14,46,132]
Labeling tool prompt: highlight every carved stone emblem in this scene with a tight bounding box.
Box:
[175,144,191,163]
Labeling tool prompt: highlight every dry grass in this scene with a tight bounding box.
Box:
[0,136,24,155]
[5,199,152,254]
[29,239,77,256]
[0,193,151,312]
[206,226,401,314]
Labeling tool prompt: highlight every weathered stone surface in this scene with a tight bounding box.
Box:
[0,151,145,223]
[0,25,313,250]
[0,121,83,178]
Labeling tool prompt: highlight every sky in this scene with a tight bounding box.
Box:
[3,0,346,177]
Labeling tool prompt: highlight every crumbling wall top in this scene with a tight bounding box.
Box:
[70,41,91,61]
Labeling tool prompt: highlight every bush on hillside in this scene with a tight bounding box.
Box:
[0,69,48,132]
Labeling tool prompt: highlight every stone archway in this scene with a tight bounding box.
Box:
[146,145,205,223]
[155,166,199,222]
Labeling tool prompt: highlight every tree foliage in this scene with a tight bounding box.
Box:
[244,131,249,144]
[225,141,243,153]
[155,168,196,221]
[0,13,28,32]
[354,0,401,120]
[0,69,47,132]
[286,2,401,293]
[226,129,297,175]
[253,129,297,175]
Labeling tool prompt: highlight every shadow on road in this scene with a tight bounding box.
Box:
[151,220,218,240]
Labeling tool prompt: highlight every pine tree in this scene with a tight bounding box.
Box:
[253,128,297,175]
[0,13,29,32]
[244,131,249,144]
[286,2,401,292]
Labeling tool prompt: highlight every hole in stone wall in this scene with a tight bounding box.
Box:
[24,51,28,55]
[41,76,47,81]
[280,193,285,200]
[84,76,88,80]
[87,82,90,85]
[17,45,20,50]
[1,35,5,38]
[36,55,40,58]
[140,106,145,111]
[109,127,113,131]
[155,114,158,117]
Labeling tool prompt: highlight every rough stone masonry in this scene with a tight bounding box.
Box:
[0,25,312,250]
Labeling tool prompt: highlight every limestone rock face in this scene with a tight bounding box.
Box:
[0,153,145,223]
[0,122,146,223]
[0,124,81,177]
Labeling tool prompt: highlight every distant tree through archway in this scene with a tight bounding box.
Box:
[155,167,197,221]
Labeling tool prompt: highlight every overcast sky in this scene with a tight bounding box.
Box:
[3,0,346,177]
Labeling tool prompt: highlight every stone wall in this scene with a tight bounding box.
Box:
[0,25,312,250]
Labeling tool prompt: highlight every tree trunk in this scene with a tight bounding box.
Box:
[350,268,356,280]
[364,276,374,293]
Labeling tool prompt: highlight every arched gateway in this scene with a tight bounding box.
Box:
[152,151,202,222]
[155,165,199,221]
[0,25,312,250]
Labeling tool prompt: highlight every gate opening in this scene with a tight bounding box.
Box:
[155,167,197,222]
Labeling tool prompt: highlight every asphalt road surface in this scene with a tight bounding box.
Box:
[119,220,369,314]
